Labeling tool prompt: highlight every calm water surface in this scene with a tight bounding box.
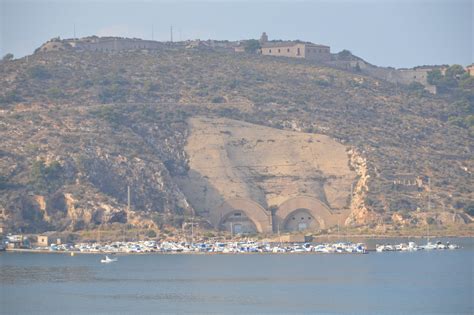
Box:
[1,238,472,314]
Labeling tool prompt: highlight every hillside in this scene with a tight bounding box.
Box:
[0,42,472,234]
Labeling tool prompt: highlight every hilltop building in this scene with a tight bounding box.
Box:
[466,64,474,76]
[259,32,330,61]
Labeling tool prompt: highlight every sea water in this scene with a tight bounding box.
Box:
[1,238,472,314]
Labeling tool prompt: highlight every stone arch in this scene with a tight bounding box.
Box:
[276,196,334,231]
[282,208,322,232]
[214,198,272,233]
[220,210,258,234]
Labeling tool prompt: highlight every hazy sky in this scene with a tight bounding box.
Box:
[0,0,472,68]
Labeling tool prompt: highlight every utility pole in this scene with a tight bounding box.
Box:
[427,177,431,212]
[337,219,340,238]
[427,177,431,242]
[278,223,281,245]
[127,185,131,211]
[170,25,173,43]
[152,24,154,40]
[73,23,76,38]
[191,216,194,246]
[350,183,354,207]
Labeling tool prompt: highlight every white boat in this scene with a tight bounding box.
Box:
[355,244,367,254]
[436,241,447,249]
[421,242,437,250]
[448,243,459,250]
[100,255,118,263]
[407,242,419,251]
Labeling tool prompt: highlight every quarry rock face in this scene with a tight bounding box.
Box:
[175,117,358,232]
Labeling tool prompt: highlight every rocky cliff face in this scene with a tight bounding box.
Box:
[0,41,472,233]
[0,103,193,232]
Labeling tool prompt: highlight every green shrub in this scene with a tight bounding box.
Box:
[145,229,157,238]
[98,85,128,103]
[0,90,22,105]
[203,232,215,238]
[211,96,226,103]
[28,65,52,80]
[30,159,64,193]
[426,217,435,225]
[0,175,8,189]
[2,53,14,61]
[464,203,474,216]
[46,87,66,99]
[243,39,261,53]
[314,79,330,87]
[91,106,125,126]
[407,82,425,91]
[337,49,352,60]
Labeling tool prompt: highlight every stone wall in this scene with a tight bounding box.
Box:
[71,38,164,52]
[326,59,437,93]
[304,44,331,61]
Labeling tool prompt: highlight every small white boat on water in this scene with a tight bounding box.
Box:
[100,255,118,263]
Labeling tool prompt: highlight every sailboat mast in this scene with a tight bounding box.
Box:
[427,177,431,242]
[191,216,194,246]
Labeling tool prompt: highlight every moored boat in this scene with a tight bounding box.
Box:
[100,255,118,263]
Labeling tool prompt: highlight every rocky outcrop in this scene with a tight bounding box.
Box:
[345,148,376,226]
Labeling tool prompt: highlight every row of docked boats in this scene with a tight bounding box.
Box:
[60,240,368,254]
[39,240,461,255]
[375,241,460,252]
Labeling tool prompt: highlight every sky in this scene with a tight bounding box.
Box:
[0,0,472,68]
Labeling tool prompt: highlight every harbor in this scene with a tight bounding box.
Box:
[2,235,461,255]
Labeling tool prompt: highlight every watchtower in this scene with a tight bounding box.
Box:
[260,32,268,44]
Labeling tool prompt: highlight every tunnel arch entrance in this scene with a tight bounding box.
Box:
[220,210,258,234]
[276,196,334,232]
[282,208,322,232]
[214,198,272,233]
